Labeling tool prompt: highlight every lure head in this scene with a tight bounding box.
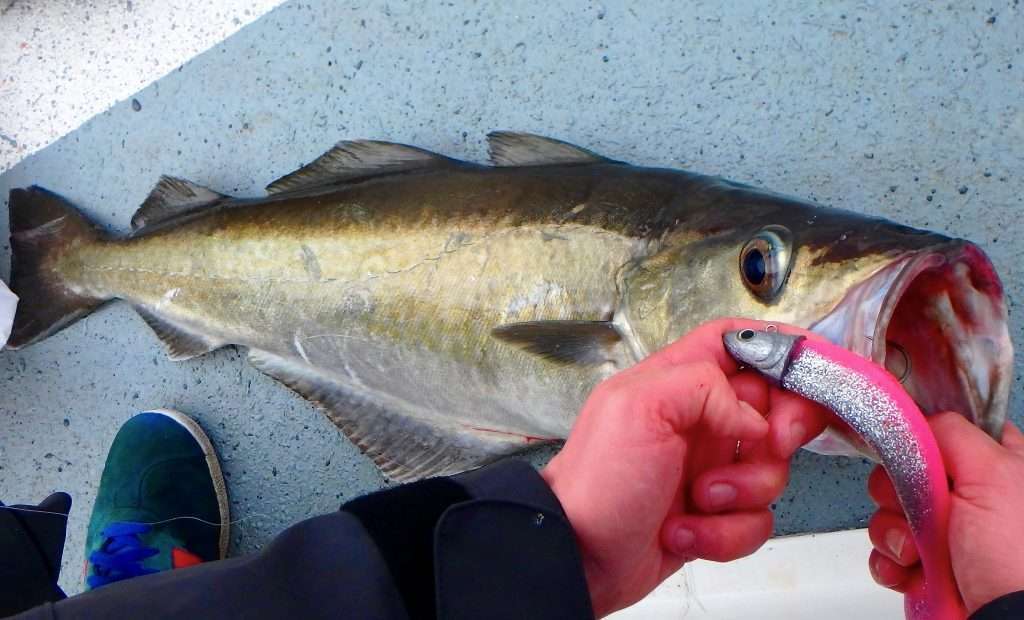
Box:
[723,329,805,383]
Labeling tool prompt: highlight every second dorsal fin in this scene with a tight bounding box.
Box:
[486,131,614,167]
[266,140,460,194]
[132,176,227,230]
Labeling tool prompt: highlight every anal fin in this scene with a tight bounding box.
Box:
[135,307,221,361]
[247,349,539,482]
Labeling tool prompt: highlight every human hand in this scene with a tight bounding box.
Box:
[867,412,1024,615]
[541,318,831,617]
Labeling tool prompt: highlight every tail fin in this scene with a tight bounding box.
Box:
[7,186,107,348]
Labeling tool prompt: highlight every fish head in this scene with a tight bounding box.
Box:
[621,178,1013,455]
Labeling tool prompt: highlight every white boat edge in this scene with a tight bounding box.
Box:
[610,528,903,620]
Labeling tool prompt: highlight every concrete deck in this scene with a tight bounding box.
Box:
[1,0,1020,601]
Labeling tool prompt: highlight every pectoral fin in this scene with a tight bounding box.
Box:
[492,320,622,365]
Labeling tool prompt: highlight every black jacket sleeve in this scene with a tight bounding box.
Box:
[0,494,71,616]
[14,460,594,620]
[970,591,1024,620]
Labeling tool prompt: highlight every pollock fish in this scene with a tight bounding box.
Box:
[725,328,963,620]
[5,132,1013,481]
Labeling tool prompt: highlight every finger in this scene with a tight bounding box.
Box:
[765,388,832,459]
[684,372,769,476]
[867,466,902,510]
[729,371,770,415]
[869,549,915,592]
[662,510,773,562]
[690,461,789,513]
[626,362,769,440]
[1000,420,1024,455]
[737,430,774,462]
[930,412,1003,483]
[687,433,747,487]
[868,510,920,567]
[639,318,823,377]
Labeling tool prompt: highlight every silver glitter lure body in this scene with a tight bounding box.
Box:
[782,346,930,522]
[724,329,931,523]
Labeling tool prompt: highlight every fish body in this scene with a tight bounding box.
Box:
[725,329,963,620]
[6,132,1013,480]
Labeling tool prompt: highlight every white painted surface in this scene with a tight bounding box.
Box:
[612,529,903,619]
[0,0,282,171]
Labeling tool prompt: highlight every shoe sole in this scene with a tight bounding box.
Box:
[146,408,231,560]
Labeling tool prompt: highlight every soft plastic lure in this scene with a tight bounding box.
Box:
[724,328,963,620]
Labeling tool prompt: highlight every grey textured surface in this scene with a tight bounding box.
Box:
[0,0,279,171]
[0,0,1021,597]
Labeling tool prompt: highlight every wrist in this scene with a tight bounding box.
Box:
[541,460,617,617]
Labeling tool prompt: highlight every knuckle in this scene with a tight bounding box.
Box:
[757,463,788,495]
[692,319,722,335]
[589,379,614,402]
[702,514,772,562]
[684,362,725,397]
[589,374,626,404]
[868,552,886,584]
[689,360,720,380]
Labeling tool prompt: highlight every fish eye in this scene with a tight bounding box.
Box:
[743,249,766,285]
[739,225,794,302]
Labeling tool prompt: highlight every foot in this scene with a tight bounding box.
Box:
[84,409,229,589]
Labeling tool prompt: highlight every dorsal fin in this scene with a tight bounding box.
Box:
[132,176,227,230]
[266,140,460,194]
[486,131,613,167]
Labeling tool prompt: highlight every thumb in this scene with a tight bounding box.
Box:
[626,361,769,440]
[930,412,1002,484]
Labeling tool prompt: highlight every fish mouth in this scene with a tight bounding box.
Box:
[808,243,1013,455]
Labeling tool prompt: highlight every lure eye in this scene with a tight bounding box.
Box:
[739,225,794,302]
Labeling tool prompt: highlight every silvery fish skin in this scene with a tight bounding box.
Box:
[6,132,1013,480]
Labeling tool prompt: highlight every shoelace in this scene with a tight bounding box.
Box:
[87,522,160,588]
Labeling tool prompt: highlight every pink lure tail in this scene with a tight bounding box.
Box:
[724,329,963,620]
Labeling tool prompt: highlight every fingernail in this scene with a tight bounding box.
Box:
[787,421,807,454]
[673,527,696,552]
[707,482,738,509]
[885,529,905,559]
[870,555,899,587]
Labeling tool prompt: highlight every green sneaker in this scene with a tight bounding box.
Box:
[84,409,229,589]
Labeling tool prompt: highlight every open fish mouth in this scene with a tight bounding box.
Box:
[808,243,1013,456]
